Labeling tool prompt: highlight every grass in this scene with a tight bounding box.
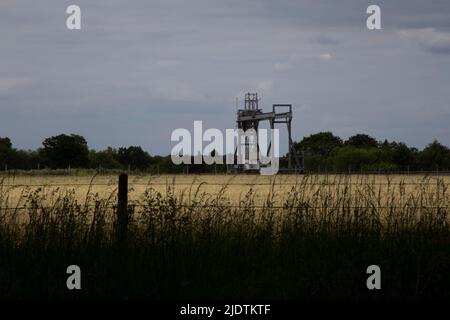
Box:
[0,174,449,299]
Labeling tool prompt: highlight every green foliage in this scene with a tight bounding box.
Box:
[330,146,378,171]
[294,133,448,173]
[89,147,121,169]
[117,146,152,170]
[294,132,343,157]
[41,134,90,169]
[0,133,449,172]
[345,134,379,148]
[0,137,12,152]
[418,140,450,171]
[0,137,12,168]
[0,137,41,170]
[384,141,418,170]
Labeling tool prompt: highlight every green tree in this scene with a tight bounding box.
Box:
[330,146,374,171]
[329,146,398,172]
[41,134,90,169]
[0,137,12,151]
[292,132,342,171]
[117,146,152,170]
[151,155,183,173]
[389,142,418,171]
[0,137,13,168]
[344,134,378,149]
[418,140,450,171]
[89,147,121,169]
[294,132,343,157]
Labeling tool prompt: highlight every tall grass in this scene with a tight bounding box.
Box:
[0,175,449,299]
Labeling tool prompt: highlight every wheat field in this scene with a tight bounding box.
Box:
[1,173,449,209]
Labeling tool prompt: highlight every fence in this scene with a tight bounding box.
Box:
[1,173,449,243]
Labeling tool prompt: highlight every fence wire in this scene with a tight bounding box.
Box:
[1,204,449,211]
[1,182,449,187]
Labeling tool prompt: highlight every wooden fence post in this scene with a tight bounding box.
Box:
[116,173,128,243]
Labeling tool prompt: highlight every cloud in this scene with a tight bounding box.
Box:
[398,28,450,54]
[0,77,32,94]
[0,0,13,7]
[274,53,298,72]
[274,62,291,72]
[318,53,333,61]
[155,59,182,68]
[148,82,204,102]
[313,35,339,45]
[256,80,274,92]
[1,1,450,152]
[294,105,312,112]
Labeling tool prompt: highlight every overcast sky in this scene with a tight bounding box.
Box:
[1,0,449,155]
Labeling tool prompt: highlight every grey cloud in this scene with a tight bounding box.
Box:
[0,0,449,154]
[398,28,450,55]
[312,35,340,45]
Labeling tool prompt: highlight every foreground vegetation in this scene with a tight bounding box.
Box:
[0,174,449,299]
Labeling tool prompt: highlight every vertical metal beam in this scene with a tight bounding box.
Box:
[266,119,274,157]
[288,118,292,169]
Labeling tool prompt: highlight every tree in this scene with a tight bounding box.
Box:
[41,134,90,169]
[345,134,378,149]
[330,146,374,171]
[291,132,342,171]
[329,146,397,172]
[151,155,183,174]
[117,146,152,170]
[418,140,450,171]
[0,137,12,151]
[89,147,121,169]
[294,132,343,157]
[390,142,418,171]
[0,137,13,168]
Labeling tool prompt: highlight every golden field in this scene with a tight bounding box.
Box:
[1,173,449,209]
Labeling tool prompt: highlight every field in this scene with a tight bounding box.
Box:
[2,173,449,207]
[0,173,449,299]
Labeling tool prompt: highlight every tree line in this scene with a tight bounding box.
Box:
[0,134,181,173]
[294,132,450,172]
[0,132,449,173]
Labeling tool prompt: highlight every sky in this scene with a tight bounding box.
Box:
[0,0,449,155]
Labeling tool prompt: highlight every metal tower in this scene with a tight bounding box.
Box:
[232,93,302,173]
